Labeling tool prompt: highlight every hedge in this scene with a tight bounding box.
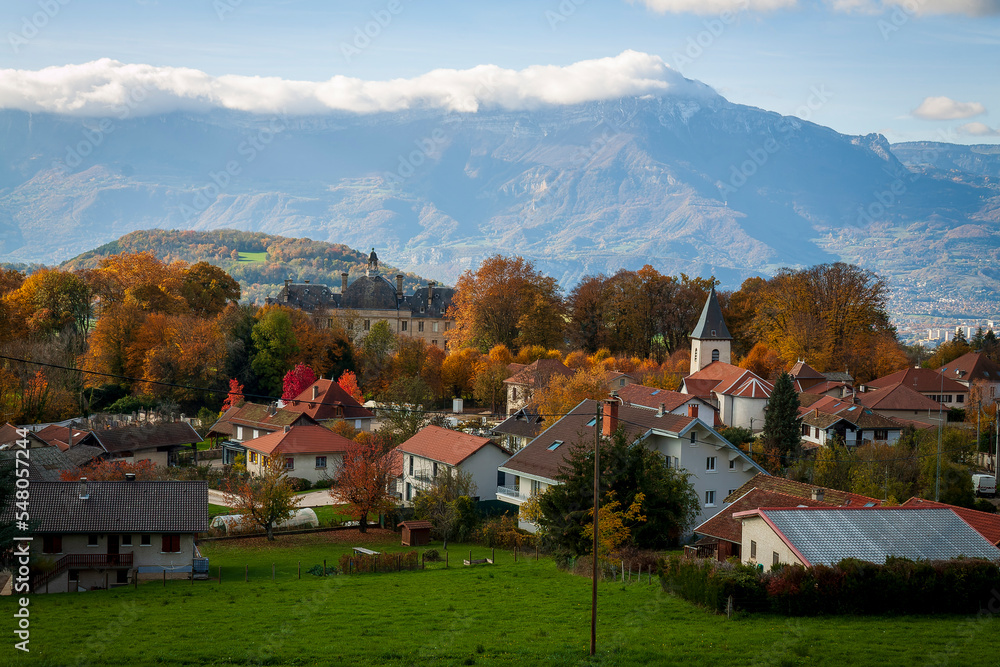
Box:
[659,555,1000,615]
[339,550,420,574]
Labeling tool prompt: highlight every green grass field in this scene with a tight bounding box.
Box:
[6,532,995,666]
[237,251,268,262]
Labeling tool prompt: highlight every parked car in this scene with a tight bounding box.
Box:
[972,474,996,497]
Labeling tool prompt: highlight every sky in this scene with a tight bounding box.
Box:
[1,0,998,143]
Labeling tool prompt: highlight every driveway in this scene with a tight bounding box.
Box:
[208,488,341,508]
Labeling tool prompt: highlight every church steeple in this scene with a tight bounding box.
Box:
[690,287,732,374]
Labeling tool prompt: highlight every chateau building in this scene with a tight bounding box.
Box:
[266,250,456,350]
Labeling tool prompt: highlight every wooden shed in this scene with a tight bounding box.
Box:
[398,520,433,547]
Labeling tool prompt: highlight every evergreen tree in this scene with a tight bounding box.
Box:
[762,371,802,466]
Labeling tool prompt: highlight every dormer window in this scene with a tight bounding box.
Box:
[711,329,717,337]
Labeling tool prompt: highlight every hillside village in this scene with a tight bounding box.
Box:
[2,247,1000,664]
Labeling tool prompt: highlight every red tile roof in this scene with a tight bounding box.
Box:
[901,497,1000,546]
[242,424,359,456]
[724,473,881,507]
[856,383,944,412]
[33,424,94,451]
[684,362,772,398]
[503,358,573,388]
[398,425,508,466]
[801,380,848,396]
[867,367,968,394]
[617,384,701,411]
[283,379,374,421]
[695,488,830,543]
[789,360,826,380]
[937,352,1000,385]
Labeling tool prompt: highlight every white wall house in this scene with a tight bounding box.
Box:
[397,425,512,504]
[497,398,769,534]
[242,424,358,485]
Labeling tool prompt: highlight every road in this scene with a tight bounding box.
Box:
[208,488,341,507]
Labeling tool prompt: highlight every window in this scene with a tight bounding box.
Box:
[42,535,62,554]
[711,349,720,362]
[531,479,541,495]
[405,483,412,501]
[161,535,181,553]
[773,552,780,566]
[587,417,597,427]
[705,490,716,506]
[957,395,964,403]
[873,429,888,441]
[87,534,99,547]
[236,426,243,440]
[249,451,258,464]
[432,340,437,346]
[711,329,717,337]
[690,431,697,444]
[68,570,80,582]
[497,471,506,487]
[693,348,698,363]
[729,459,736,470]
[728,489,737,496]
[706,456,717,472]
[664,455,672,469]
[418,322,424,332]
[802,423,810,436]
[432,322,439,333]
[445,321,451,331]
[432,462,438,478]
[750,540,757,559]
[364,319,370,331]
[284,457,294,470]
[140,534,151,547]
[408,456,414,476]
[121,534,132,547]
[547,440,564,451]
[315,456,327,469]
[401,320,407,332]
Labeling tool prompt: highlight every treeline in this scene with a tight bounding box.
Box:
[59,229,429,304]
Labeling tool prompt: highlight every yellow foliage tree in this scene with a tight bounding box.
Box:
[582,491,646,561]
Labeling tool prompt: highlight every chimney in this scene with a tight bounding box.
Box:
[284,425,290,433]
[125,472,135,482]
[657,403,665,418]
[341,272,349,293]
[427,281,435,307]
[811,488,824,502]
[68,427,73,449]
[269,403,277,417]
[396,274,404,299]
[687,404,699,419]
[312,385,319,400]
[284,279,290,288]
[79,477,89,500]
[602,400,619,437]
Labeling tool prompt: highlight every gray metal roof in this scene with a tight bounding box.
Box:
[690,288,732,340]
[3,480,209,534]
[762,508,1000,565]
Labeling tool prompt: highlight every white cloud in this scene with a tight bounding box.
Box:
[0,52,718,118]
[632,0,795,13]
[958,122,1000,136]
[911,96,986,120]
[633,0,1000,14]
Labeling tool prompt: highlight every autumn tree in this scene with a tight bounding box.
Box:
[582,491,646,562]
[448,255,564,352]
[531,367,608,418]
[442,347,482,398]
[359,320,396,391]
[223,455,300,541]
[413,468,478,548]
[181,261,241,317]
[338,370,364,403]
[221,378,245,411]
[281,363,317,400]
[331,437,399,533]
[6,268,91,339]
[59,459,158,481]
[738,342,785,382]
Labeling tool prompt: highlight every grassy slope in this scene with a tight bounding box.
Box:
[7,531,993,666]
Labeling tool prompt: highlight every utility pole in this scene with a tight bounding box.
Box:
[590,401,601,657]
[995,401,999,484]
[935,371,943,502]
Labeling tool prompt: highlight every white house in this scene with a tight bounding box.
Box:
[497,398,769,533]
[397,425,512,504]
[241,424,358,485]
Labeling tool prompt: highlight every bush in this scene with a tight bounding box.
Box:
[473,515,534,548]
[105,394,158,415]
[306,564,337,576]
[312,478,334,490]
[424,549,440,562]
[339,550,420,574]
[287,477,312,492]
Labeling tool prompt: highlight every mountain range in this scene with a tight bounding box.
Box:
[1,85,997,316]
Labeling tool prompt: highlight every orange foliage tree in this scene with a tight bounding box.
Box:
[222,378,245,411]
[331,436,400,533]
[338,370,363,403]
[60,459,158,481]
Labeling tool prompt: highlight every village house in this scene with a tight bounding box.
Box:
[397,425,512,504]
[492,407,546,452]
[734,506,1000,568]
[208,402,318,465]
[497,398,768,533]
[852,383,946,427]
[796,398,907,449]
[266,250,456,351]
[33,424,99,451]
[615,384,721,427]
[88,422,202,467]
[865,366,969,410]
[503,358,574,416]
[937,351,1000,400]
[788,360,853,393]
[279,378,374,432]
[21,479,208,593]
[241,424,358,485]
[724,473,882,507]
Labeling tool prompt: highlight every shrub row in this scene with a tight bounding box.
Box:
[338,550,420,574]
[660,555,1000,615]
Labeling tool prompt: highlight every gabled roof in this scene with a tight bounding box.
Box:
[856,383,944,412]
[867,367,968,394]
[33,424,96,451]
[937,352,1000,384]
[690,287,732,340]
[617,384,710,412]
[399,425,508,467]
[283,379,374,421]
[0,424,46,449]
[503,358,573,388]
[243,424,359,457]
[694,488,829,544]
[734,507,1000,566]
[91,421,202,454]
[902,497,1000,546]
[789,360,826,381]
[724,473,880,506]
[225,403,318,431]
[0,447,76,481]
[207,404,242,438]
[801,380,848,396]
[2,480,209,533]
[684,362,772,399]
[492,408,546,439]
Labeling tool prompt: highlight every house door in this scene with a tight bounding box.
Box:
[108,534,119,565]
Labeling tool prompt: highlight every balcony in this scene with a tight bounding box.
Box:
[33,553,134,591]
[496,485,529,502]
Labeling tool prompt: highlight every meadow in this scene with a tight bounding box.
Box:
[5,531,994,666]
